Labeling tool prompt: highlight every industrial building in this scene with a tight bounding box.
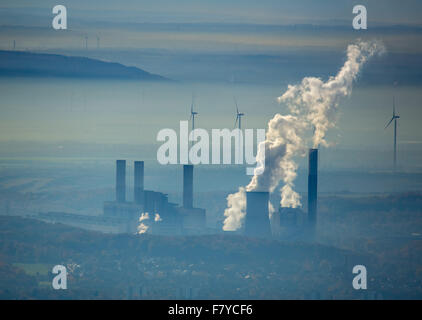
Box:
[244,191,271,238]
[38,161,206,235]
[307,148,318,233]
[38,147,318,239]
[244,148,319,239]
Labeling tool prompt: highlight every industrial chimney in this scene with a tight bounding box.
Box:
[245,191,271,238]
[308,149,318,228]
[134,161,144,204]
[183,164,193,209]
[116,160,126,202]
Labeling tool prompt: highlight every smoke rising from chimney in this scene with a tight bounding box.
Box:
[279,40,385,149]
[223,187,246,231]
[223,40,385,231]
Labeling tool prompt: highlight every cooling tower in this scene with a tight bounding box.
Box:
[183,164,193,209]
[245,191,271,237]
[308,148,318,227]
[134,161,144,204]
[116,160,126,202]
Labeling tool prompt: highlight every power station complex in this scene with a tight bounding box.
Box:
[38,148,318,239]
[245,148,318,240]
[38,161,207,235]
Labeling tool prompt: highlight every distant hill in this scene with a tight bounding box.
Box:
[0,50,169,81]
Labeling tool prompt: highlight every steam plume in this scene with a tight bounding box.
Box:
[280,40,385,148]
[137,212,164,234]
[223,40,384,231]
[223,187,246,231]
[137,212,150,234]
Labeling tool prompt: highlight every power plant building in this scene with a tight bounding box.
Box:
[116,160,126,202]
[38,160,206,236]
[265,148,319,240]
[178,164,206,234]
[308,148,318,230]
[38,148,319,239]
[244,191,271,238]
[134,160,144,204]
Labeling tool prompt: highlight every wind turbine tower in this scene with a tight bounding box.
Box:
[234,97,244,130]
[190,95,198,131]
[190,95,198,147]
[385,97,400,171]
[234,97,244,163]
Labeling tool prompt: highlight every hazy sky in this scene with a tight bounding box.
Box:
[0,1,421,171]
[1,1,422,54]
[0,0,421,57]
[1,0,422,25]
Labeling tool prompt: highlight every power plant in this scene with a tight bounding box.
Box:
[134,160,144,204]
[38,161,207,235]
[244,148,319,240]
[183,164,193,209]
[308,148,318,230]
[244,191,271,238]
[116,160,126,202]
[38,148,319,239]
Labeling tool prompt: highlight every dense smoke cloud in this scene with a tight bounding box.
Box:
[247,114,306,207]
[223,187,246,231]
[280,40,385,149]
[223,40,385,231]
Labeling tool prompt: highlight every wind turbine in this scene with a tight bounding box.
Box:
[190,94,198,132]
[234,97,244,129]
[189,95,198,149]
[385,97,400,171]
[233,97,244,163]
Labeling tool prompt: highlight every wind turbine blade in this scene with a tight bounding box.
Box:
[385,117,394,129]
[393,96,395,116]
[234,96,238,114]
[234,116,238,128]
[191,93,195,114]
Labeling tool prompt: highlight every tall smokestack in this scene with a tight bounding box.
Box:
[116,160,126,202]
[134,161,144,204]
[183,165,193,208]
[308,149,318,228]
[245,191,271,237]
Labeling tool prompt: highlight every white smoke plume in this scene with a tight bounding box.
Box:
[279,40,385,148]
[247,114,306,206]
[137,212,150,234]
[137,212,164,234]
[137,223,149,234]
[223,40,385,231]
[223,187,246,231]
[269,202,275,219]
[139,212,149,222]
